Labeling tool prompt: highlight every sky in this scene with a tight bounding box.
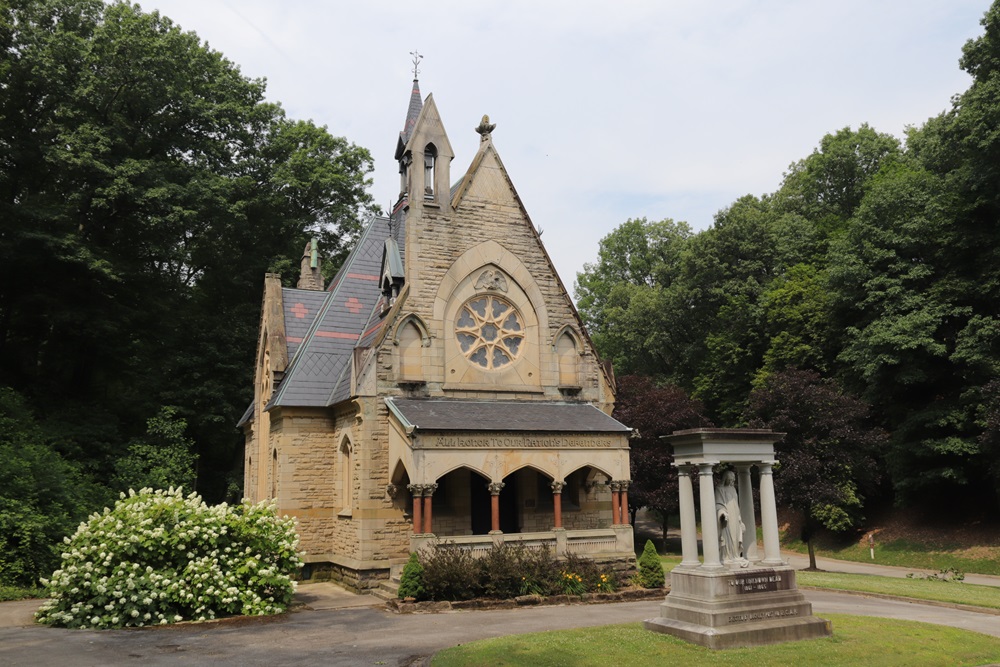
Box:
[138,1,989,293]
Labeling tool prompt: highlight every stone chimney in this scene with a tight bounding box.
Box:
[297,238,324,290]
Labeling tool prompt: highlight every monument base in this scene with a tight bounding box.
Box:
[644,565,833,649]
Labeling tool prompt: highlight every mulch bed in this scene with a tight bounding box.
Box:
[387,586,668,613]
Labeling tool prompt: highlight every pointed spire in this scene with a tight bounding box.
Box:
[401,51,423,146]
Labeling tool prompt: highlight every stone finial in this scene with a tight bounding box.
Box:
[475,115,496,142]
[297,238,324,291]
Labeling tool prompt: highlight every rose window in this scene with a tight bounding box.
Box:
[455,295,524,369]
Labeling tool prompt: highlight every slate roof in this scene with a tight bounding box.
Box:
[385,398,631,433]
[281,288,328,359]
[267,216,392,409]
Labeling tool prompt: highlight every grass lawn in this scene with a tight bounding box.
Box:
[797,570,1000,610]
[432,614,1000,666]
[782,535,1000,576]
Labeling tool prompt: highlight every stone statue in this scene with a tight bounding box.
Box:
[715,470,749,567]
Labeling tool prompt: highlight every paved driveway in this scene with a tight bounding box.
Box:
[2,590,999,667]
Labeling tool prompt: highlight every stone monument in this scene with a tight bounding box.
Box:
[644,428,832,649]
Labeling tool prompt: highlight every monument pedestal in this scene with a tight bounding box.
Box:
[644,566,832,649]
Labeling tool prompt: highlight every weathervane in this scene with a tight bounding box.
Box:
[410,50,422,79]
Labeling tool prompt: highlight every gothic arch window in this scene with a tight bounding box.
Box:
[555,328,581,387]
[339,436,353,515]
[424,143,437,197]
[455,294,524,369]
[395,315,430,381]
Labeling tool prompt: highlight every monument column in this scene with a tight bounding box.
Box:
[697,464,722,569]
[610,481,621,525]
[735,464,758,560]
[488,481,505,533]
[619,481,630,525]
[550,481,564,529]
[422,483,438,535]
[758,463,783,565]
[407,484,424,535]
[677,465,700,568]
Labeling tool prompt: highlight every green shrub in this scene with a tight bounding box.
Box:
[421,544,483,601]
[638,539,665,588]
[397,552,425,600]
[35,487,302,628]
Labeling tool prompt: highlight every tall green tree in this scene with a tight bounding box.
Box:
[744,370,885,569]
[0,0,375,500]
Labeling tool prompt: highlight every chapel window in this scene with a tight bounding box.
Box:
[455,295,524,369]
[424,143,437,197]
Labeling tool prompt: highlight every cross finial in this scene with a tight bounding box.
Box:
[410,50,422,79]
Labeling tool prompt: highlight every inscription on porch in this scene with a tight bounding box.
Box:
[422,433,618,449]
[728,569,792,594]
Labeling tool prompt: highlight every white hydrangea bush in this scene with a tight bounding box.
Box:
[35,487,302,629]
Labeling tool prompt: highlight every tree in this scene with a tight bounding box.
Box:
[744,369,885,569]
[112,407,197,493]
[613,375,711,539]
[575,218,692,378]
[0,388,102,586]
[0,0,375,501]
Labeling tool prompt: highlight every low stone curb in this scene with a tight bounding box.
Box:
[386,587,667,613]
[799,586,1000,616]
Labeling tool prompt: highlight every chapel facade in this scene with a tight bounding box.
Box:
[240,77,634,591]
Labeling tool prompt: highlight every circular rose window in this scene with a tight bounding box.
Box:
[455,295,524,369]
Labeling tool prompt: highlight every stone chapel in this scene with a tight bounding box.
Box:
[239,76,634,591]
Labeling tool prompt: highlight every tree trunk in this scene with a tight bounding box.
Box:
[807,538,817,570]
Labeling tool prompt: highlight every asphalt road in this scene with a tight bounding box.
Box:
[2,590,999,667]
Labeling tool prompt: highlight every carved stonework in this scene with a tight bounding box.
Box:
[385,484,399,499]
[550,481,565,494]
[618,480,630,492]
[407,483,424,497]
[475,268,508,292]
[487,481,505,495]
[475,114,496,142]
[423,483,439,497]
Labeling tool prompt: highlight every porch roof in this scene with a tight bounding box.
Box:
[386,398,631,433]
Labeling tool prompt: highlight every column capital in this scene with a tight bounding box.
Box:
[609,480,622,492]
[423,483,439,497]
[758,462,774,475]
[550,480,565,494]
[617,480,630,492]
[696,462,716,476]
[407,483,425,496]
[677,464,695,477]
[487,481,505,495]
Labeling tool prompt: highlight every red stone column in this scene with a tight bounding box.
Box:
[610,481,621,525]
[488,481,505,532]
[551,481,565,529]
[408,484,423,535]
[619,481,630,525]
[423,483,438,535]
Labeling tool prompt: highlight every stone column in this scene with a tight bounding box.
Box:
[697,464,722,569]
[610,481,621,525]
[758,463,784,565]
[422,483,438,535]
[550,481,565,529]
[488,481,505,533]
[619,481,630,525]
[407,484,423,535]
[735,464,758,561]
[677,465,700,568]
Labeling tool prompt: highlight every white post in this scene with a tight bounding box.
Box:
[697,463,722,569]
[736,464,758,561]
[758,463,784,565]
[677,465,700,568]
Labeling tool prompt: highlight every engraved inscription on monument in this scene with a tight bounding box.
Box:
[728,569,792,594]
[728,608,799,624]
